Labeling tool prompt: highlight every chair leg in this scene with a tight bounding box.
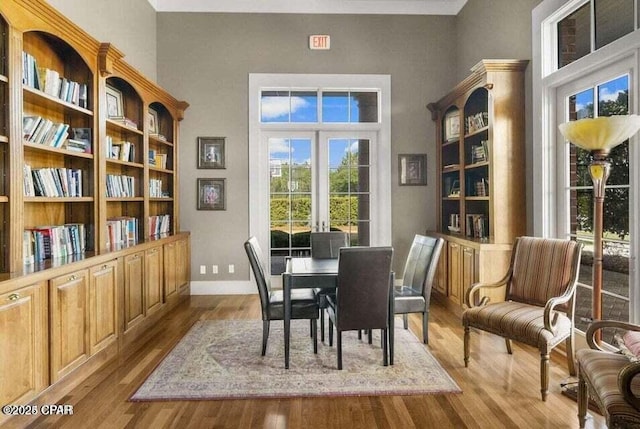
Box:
[320,309,325,342]
[312,318,318,354]
[578,365,588,428]
[505,338,513,354]
[463,325,470,367]
[540,352,549,401]
[368,329,373,344]
[337,331,343,370]
[383,328,388,366]
[403,314,408,330]
[310,319,313,337]
[566,335,576,376]
[329,319,333,346]
[358,330,362,340]
[261,320,270,356]
[422,311,428,344]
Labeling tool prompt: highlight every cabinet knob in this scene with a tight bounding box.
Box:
[7,293,20,301]
[102,264,108,270]
[70,274,77,281]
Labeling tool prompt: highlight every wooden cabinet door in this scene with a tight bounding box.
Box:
[89,260,118,355]
[462,245,477,305]
[163,241,177,300]
[447,242,461,304]
[176,238,189,289]
[124,252,145,332]
[50,269,89,382]
[434,246,448,295]
[145,246,163,316]
[0,283,47,408]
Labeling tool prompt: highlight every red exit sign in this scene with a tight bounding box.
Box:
[309,35,330,50]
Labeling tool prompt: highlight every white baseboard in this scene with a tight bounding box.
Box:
[190,280,256,295]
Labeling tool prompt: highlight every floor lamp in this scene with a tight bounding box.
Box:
[558,115,640,341]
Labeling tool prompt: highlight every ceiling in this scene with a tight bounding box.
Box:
[147,0,468,15]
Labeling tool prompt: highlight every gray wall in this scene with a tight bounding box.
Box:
[156,13,457,282]
[456,0,542,234]
[46,0,157,80]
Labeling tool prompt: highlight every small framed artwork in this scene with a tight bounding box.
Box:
[198,136,225,169]
[197,178,226,210]
[444,110,460,142]
[105,85,124,118]
[148,108,159,134]
[398,154,427,186]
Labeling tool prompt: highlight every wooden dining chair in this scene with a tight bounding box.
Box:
[244,236,319,356]
[326,246,393,370]
[310,231,349,342]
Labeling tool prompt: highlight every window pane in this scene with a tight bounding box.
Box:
[290,91,318,122]
[568,88,594,121]
[323,92,349,122]
[595,0,634,50]
[558,3,590,68]
[574,284,592,333]
[261,91,289,122]
[598,75,629,117]
[350,92,378,123]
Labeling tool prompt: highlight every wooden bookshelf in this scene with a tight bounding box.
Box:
[427,59,528,313]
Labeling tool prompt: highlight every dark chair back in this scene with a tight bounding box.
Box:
[244,236,271,319]
[311,231,349,259]
[401,235,444,299]
[336,247,393,331]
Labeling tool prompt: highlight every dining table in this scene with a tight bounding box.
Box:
[282,256,395,369]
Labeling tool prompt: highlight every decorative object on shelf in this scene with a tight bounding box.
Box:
[444,110,460,142]
[447,179,460,197]
[148,107,159,134]
[105,85,124,118]
[197,178,226,210]
[558,114,640,341]
[398,154,427,186]
[197,136,225,169]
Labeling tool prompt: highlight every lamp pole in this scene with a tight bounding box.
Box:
[589,150,611,343]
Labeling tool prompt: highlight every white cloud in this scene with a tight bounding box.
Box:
[261,95,309,120]
[599,88,624,103]
[269,138,291,155]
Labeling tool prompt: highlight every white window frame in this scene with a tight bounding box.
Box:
[248,74,392,276]
[533,0,640,322]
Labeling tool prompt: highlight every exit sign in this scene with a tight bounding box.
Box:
[309,35,330,50]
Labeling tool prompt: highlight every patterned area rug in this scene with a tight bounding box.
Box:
[131,319,461,400]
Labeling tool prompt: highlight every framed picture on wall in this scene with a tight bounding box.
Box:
[444,110,460,142]
[105,85,124,119]
[398,154,427,186]
[148,108,159,134]
[197,178,226,210]
[198,136,226,169]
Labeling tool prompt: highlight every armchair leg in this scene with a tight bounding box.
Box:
[566,335,576,376]
[578,366,588,428]
[337,331,343,370]
[312,318,318,354]
[540,352,549,401]
[383,328,388,366]
[261,320,270,356]
[422,311,428,344]
[464,325,470,367]
[505,338,513,354]
[403,314,408,329]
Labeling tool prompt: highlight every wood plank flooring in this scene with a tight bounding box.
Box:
[11,295,605,429]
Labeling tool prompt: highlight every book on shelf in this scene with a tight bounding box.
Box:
[465,214,487,239]
[155,153,168,169]
[474,178,488,196]
[23,223,85,264]
[106,174,135,198]
[21,52,88,108]
[22,115,70,148]
[110,116,138,130]
[148,149,156,165]
[106,216,138,249]
[465,112,488,134]
[470,140,489,163]
[24,165,84,197]
[148,214,171,237]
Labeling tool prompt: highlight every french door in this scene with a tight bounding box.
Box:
[266,131,377,276]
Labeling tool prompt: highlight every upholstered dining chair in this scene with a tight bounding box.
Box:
[326,246,393,370]
[462,236,582,401]
[310,231,349,342]
[394,234,444,344]
[244,236,319,356]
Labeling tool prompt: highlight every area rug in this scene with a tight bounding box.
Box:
[130,319,461,401]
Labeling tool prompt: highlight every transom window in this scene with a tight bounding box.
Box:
[260,89,379,123]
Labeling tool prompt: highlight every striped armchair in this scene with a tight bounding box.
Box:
[462,236,583,401]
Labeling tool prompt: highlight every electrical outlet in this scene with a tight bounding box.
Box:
[199,265,206,274]
[228,264,235,273]
[212,265,218,274]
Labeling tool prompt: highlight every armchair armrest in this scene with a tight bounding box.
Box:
[619,361,640,411]
[586,320,640,351]
[543,286,577,332]
[464,271,511,308]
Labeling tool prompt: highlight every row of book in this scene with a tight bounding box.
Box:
[149,214,171,237]
[106,174,136,198]
[23,223,86,265]
[470,140,489,164]
[106,136,136,162]
[148,150,168,169]
[23,115,69,148]
[149,179,167,198]
[465,112,488,134]
[23,165,84,197]
[473,178,489,197]
[22,51,88,108]
[466,214,487,239]
[106,216,138,250]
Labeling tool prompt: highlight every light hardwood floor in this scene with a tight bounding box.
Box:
[11,295,605,429]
